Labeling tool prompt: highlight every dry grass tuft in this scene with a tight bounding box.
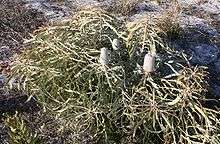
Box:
[107,0,145,15]
[155,2,183,40]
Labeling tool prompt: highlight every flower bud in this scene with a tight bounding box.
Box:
[143,54,155,74]
[112,39,121,50]
[100,47,110,65]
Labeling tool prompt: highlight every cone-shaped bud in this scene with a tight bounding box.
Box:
[112,39,121,50]
[100,47,110,65]
[143,54,155,74]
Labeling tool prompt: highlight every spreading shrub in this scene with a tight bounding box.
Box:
[8,8,220,143]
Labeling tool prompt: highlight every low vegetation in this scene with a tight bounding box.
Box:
[6,6,220,143]
[4,112,41,144]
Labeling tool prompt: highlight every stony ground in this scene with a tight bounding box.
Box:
[0,0,219,143]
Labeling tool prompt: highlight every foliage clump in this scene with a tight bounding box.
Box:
[8,8,220,143]
[4,112,41,144]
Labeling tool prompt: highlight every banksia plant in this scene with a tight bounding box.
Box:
[8,8,127,142]
[7,7,220,144]
[122,65,220,143]
[121,13,220,143]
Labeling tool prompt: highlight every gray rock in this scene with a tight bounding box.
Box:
[179,0,220,14]
[25,0,47,2]
[0,123,9,144]
[200,1,220,15]
[179,15,219,38]
[178,0,197,6]
[0,46,12,61]
[211,84,220,97]
[190,44,219,65]
[0,74,7,87]
[168,14,219,56]
[24,0,71,22]
[136,1,162,12]
[214,59,220,73]
[168,15,219,66]
[65,0,101,9]
[179,0,220,27]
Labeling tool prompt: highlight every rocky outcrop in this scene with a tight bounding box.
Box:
[135,1,162,12]
[190,44,219,65]
[24,0,71,22]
